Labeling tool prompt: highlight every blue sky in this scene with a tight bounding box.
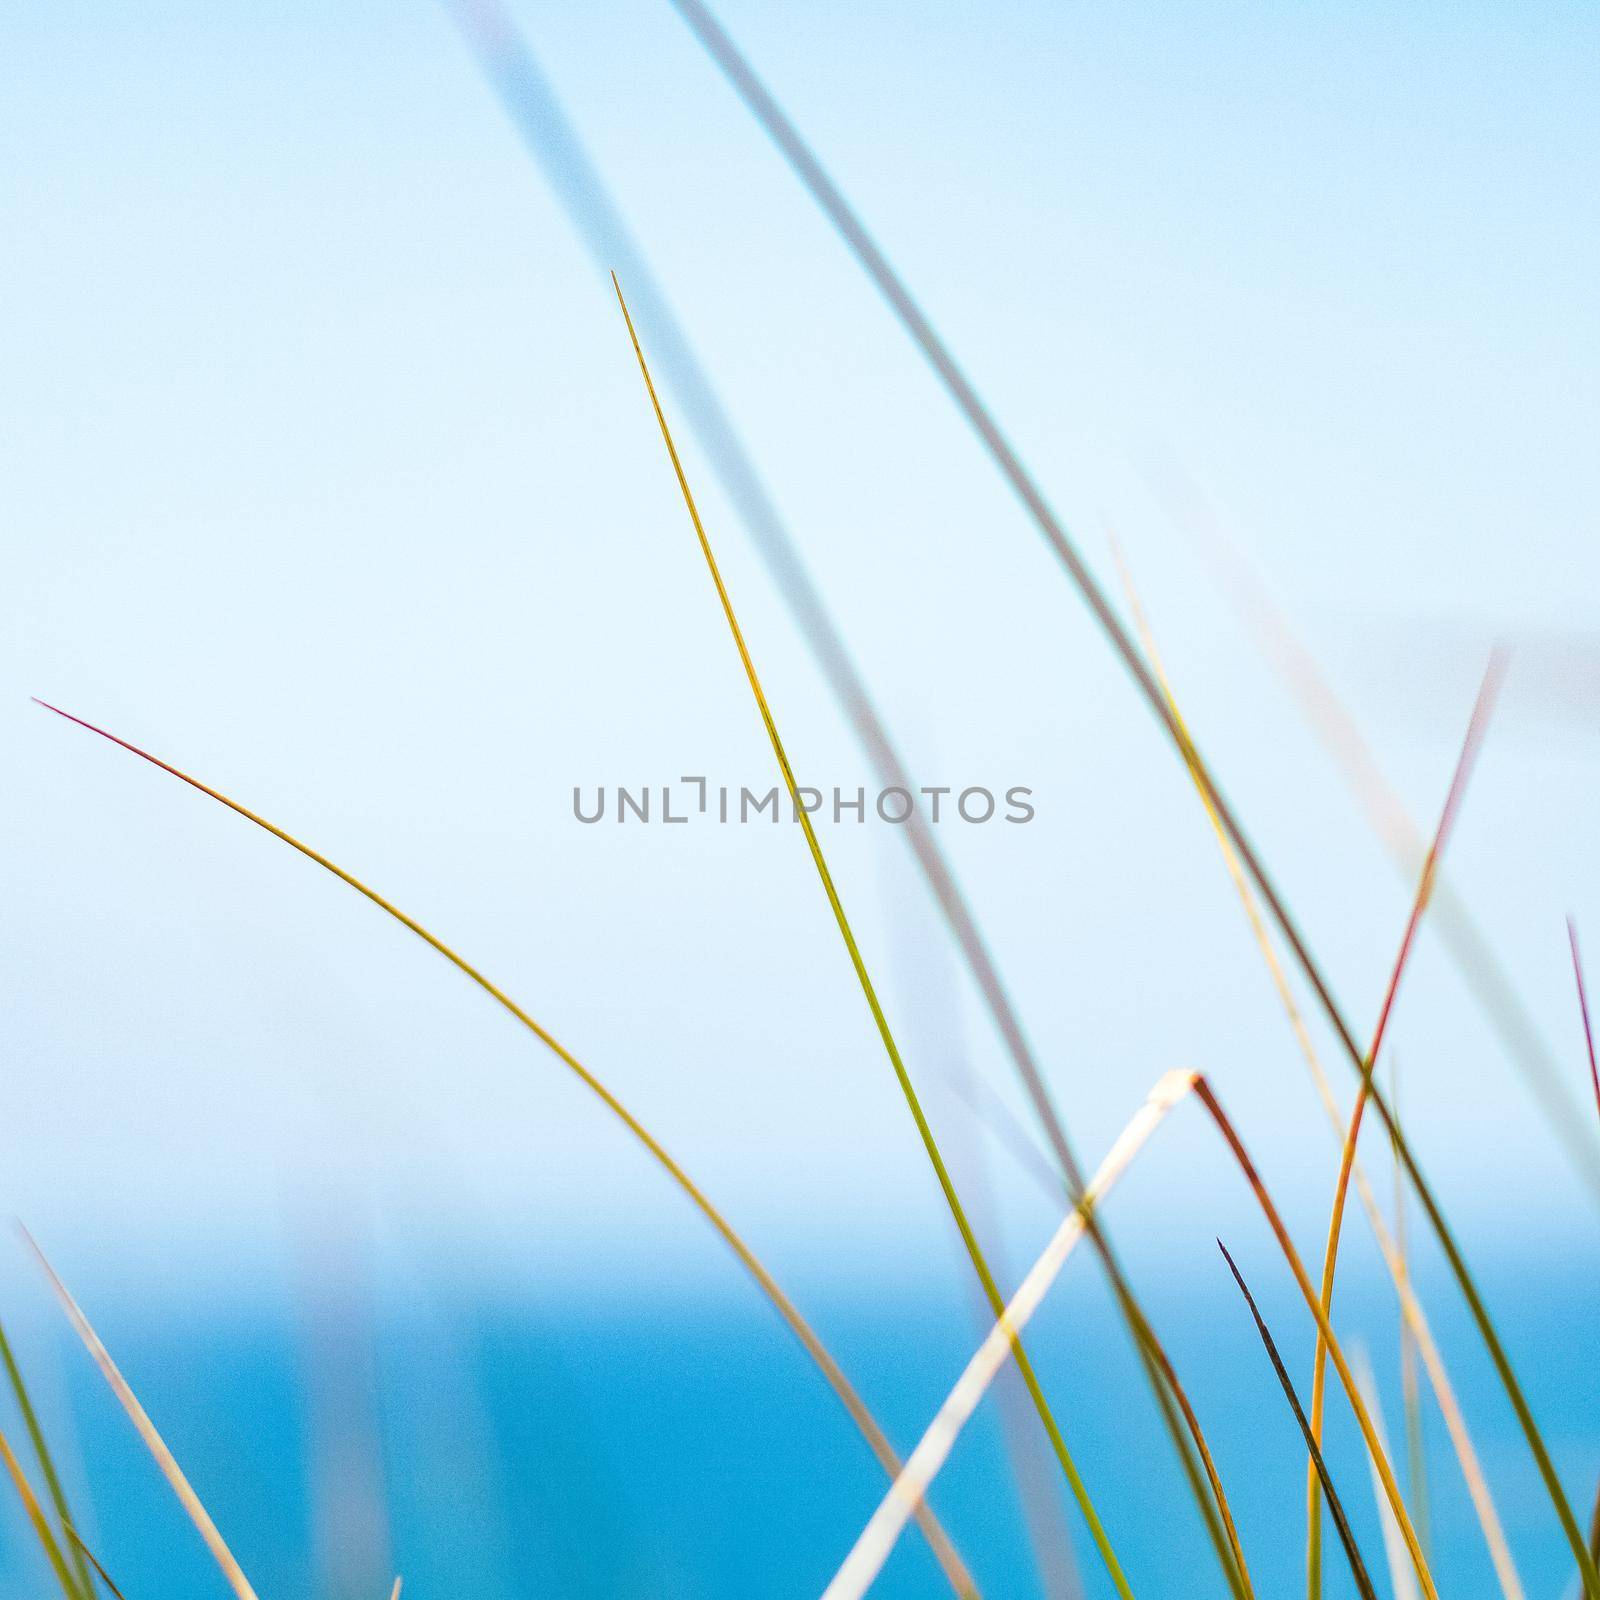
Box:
[3,0,1598,1296]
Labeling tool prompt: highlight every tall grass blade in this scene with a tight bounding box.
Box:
[1110,542,1523,1600]
[64,1525,129,1600]
[822,1070,1197,1600]
[30,701,978,1597]
[614,273,1142,1600]
[1216,1241,1377,1600]
[670,10,1600,1580]
[0,1319,95,1598]
[23,1229,261,1600]
[0,1423,81,1598]
[389,1580,402,1600]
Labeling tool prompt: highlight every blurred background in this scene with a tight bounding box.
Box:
[2,0,1597,1594]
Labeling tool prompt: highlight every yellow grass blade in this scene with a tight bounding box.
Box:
[822,1070,1197,1600]
[24,1229,260,1600]
[1391,1071,1432,1568]
[389,1580,402,1600]
[31,701,977,1598]
[615,274,1142,1600]
[1110,542,1524,1600]
[0,1423,81,1598]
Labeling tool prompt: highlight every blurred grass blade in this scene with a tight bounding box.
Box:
[1111,541,1523,1600]
[65,1525,129,1600]
[0,1319,95,1598]
[1216,1241,1377,1600]
[23,1229,261,1600]
[1391,1071,1432,1569]
[31,700,978,1597]
[389,1581,402,1600]
[670,9,1599,1582]
[1306,659,1501,1594]
[1351,1349,1422,1600]
[616,275,1143,1600]
[1166,474,1600,1208]
[823,1070,1197,1600]
[0,1423,81,1598]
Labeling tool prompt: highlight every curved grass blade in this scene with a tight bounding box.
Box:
[64,1525,129,1600]
[822,1070,1197,1600]
[615,273,1141,1600]
[1110,541,1523,1600]
[446,8,1242,1584]
[1216,1241,1377,1600]
[29,701,978,1599]
[0,1319,95,1598]
[670,10,1600,1585]
[24,1230,260,1600]
[0,1423,80,1598]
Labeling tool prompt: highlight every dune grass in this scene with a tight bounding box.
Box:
[1111,542,1525,1599]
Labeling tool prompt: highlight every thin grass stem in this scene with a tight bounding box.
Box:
[30,700,978,1598]
[614,273,1140,1600]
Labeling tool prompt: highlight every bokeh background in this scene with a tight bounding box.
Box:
[3,1,1597,1595]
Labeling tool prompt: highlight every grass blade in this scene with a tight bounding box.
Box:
[64,1524,129,1600]
[31,700,977,1597]
[616,275,1143,1600]
[0,1318,95,1598]
[24,1229,260,1600]
[0,1423,81,1598]
[671,9,1600,1581]
[1216,1241,1377,1600]
[822,1070,1197,1600]
[1111,541,1523,1600]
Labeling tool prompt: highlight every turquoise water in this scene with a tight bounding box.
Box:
[23,1258,1597,1599]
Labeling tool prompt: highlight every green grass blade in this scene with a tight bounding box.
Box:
[0,1319,94,1598]
[64,1525,129,1600]
[0,1423,85,1599]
